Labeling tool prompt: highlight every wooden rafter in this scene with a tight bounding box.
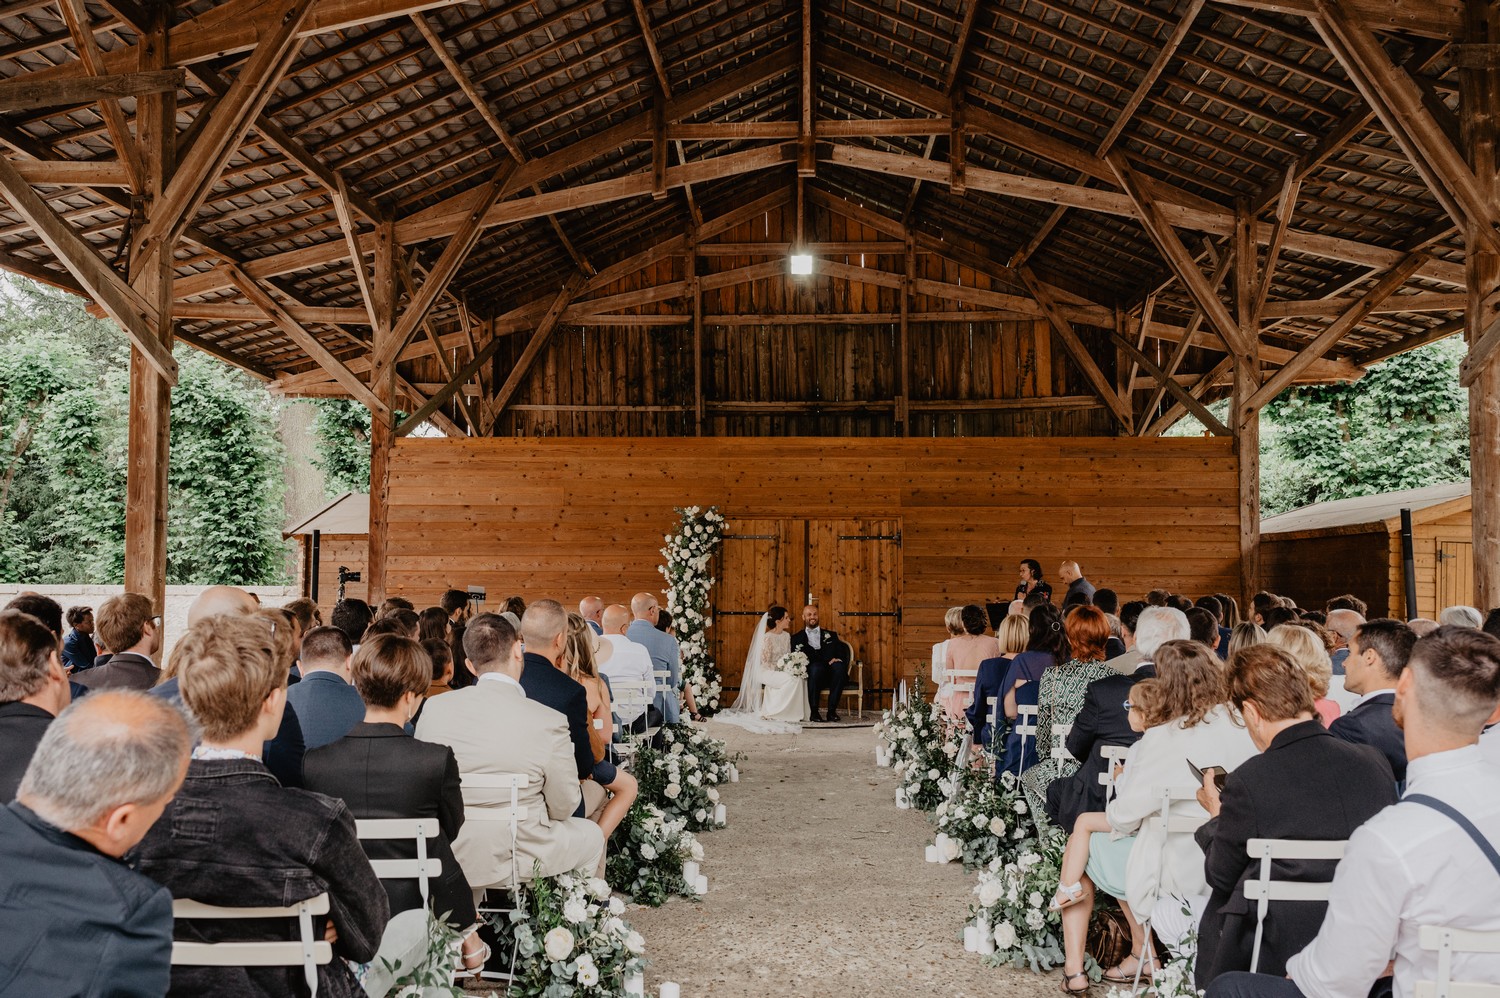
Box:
[1019,265,1134,429]
[1108,325,1230,435]
[55,0,144,191]
[0,68,181,112]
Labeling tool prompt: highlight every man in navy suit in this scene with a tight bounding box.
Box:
[791,604,851,722]
[1328,617,1414,784]
[516,601,597,819]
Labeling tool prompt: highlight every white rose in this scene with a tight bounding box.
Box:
[664,783,681,799]
[695,808,707,822]
[1029,891,1044,909]
[706,787,718,802]
[563,898,588,924]
[640,843,657,861]
[972,814,988,830]
[543,926,574,961]
[989,816,1007,837]
[690,841,704,860]
[927,768,940,780]
[576,954,598,986]
[1026,908,1045,930]
[588,877,611,899]
[978,880,1004,907]
[609,896,626,915]
[938,836,961,862]
[994,921,1017,950]
[625,930,646,955]
[1013,800,1027,814]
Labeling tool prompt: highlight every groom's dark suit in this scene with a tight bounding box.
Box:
[791,627,851,720]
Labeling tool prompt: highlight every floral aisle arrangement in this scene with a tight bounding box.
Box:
[967,826,1069,972]
[660,723,740,787]
[875,675,928,771]
[633,725,728,833]
[659,505,726,715]
[894,708,966,812]
[492,871,645,998]
[607,801,704,907]
[775,649,809,679]
[932,766,1027,870]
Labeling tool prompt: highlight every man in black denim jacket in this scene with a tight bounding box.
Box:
[136,615,389,998]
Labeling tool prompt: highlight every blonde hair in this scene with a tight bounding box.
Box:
[1266,622,1333,699]
[943,606,964,637]
[172,615,284,741]
[563,611,598,681]
[1227,621,1265,660]
[997,615,1029,656]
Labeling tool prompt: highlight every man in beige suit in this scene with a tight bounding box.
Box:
[415,612,604,891]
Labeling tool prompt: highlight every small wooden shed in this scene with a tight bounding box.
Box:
[284,493,370,613]
[1261,481,1473,620]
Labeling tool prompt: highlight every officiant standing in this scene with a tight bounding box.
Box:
[792,604,851,722]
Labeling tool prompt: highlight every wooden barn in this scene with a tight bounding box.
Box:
[283,492,370,611]
[1261,480,1473,620]
[2,0,1499,700]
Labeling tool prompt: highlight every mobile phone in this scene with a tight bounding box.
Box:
[1187,760,1228,792]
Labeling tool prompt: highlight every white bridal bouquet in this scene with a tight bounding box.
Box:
[775,650,810,679]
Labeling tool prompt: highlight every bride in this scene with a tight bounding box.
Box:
[718,605,810,733]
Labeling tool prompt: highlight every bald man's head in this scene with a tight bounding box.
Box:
[630,593,659,622]
[1326,608,1365,645]
[578,596,604,623]
[1059,561,1082,584]
[187,585,258,626]
[602,604,631,635]
[18,691,191,854]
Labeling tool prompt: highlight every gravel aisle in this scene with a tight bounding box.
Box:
[627,722,1056,997]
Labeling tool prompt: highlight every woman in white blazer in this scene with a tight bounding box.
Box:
[1057,640,1257,992]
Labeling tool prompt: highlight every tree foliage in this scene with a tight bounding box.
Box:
[309,398,371,497]
[0,276,290,584]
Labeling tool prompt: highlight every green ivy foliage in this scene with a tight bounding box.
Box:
[0,276,290,584]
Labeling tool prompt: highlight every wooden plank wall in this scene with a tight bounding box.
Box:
[472,200,1118,438]
[1388,507,1474,619]
[385,436,1238,699]
[1261,532,1391,618]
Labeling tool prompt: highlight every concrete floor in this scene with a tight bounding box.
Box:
[625,721,1059,998]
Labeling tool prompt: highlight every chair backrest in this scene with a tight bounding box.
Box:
[1243,838,1347,973]
[611,679,654,711]
[943,668,979,685]
[1415,925,1500,998]
[171,893,333,996]
[652,668,673,692]
[1012,702,1038,738]
[355,817,442,905]
[1137,786,1208,911]
[461,773,531,890]
[1050,723,1073,761]
[1098,744,1130,788]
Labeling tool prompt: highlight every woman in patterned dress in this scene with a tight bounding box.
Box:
[1020,605,1115,820]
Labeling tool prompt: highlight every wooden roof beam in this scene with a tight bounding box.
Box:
[0,68,181,113]
[1019,265,1135,430]
[56,0,144,192]
[903,0,980,222]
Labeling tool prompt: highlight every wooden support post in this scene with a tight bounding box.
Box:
[652,93,668,199]
[949,98,966,195]
[1462,0,1500,610]
[366,220,397,605]
[798,0,815,178]
[123,4,174,615]
[900,235,912,435]
[691,237,704,435]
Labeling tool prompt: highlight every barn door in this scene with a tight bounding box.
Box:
[807,518,903,711]
[1437,540,1474,611]
[714,519,802,694]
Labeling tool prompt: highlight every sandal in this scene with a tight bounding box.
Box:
[1101,957,1153,985]
[460,936,491,971]
[1060,970,1090,994]
[1049,881,1084,911]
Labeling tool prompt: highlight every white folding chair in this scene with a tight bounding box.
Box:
[170,893,332,996]
[356,817,443,905]
[611,678,658,751]
[1243,838,1346,974]
[1098,744,1130,793]
[1415,925,1500,998]
[1011,703,1038,775]
[1050,723,1074,762]
[463,773,530,984]
[653,667,675,718]
[1128,786,1210,994]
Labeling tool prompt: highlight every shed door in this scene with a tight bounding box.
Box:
[1437,541,1474,612]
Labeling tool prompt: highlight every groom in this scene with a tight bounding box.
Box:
[791,604,850,722]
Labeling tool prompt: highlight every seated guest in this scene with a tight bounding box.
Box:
[1207,627,1500,998]
[1328,618,1414,785]
[1325,607,1365,677]
[562,613,638,837]
[1057,640,1257,992]
[331,597,374,648]
[418,606,451,646]
[1045,604,1185,833]
[257,606,300,684]
[995,604,1069,775]
[518,601,595,788]
[381,607,421,640]
[1196,596,1231,659]
[966,613,1029,746]
[285,625,364,750]
[1021,606,1115,818]
[379,596,416,616]
[425,639,454,697]
[1187,607,1222,653]
[1228,621,1266,659]
[282,596,321,635]
[136,615,389,996]
[302,633,486,971]
[1439,604,1484,629]
[1408,616,1440,637]
[9,594,88,700]
[1193,645,1397,987]
[441,590,475,690]
[415,613,605,888]
[61,605,97,672]
[1103,600,1149,675]
[1261,605,1298,630]
[931,606,963,697]
[1214,593,1242,629]
[185,585,258,626]
[1266,623,1339,725]
[0,691,191,998]
[628,593,683,724]
[579,596,605,635]
[599,604,657,730]
[77,594,160,692]
[941,605,1001,720]
[0,609,72,800]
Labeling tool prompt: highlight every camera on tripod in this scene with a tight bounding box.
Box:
[337,565,361,602]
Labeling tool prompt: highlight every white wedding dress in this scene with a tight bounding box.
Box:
[717,615,809,734]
